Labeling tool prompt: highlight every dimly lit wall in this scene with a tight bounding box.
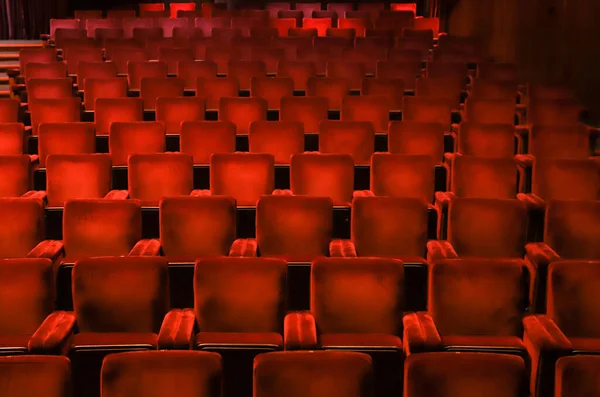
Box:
[447,0,600,122]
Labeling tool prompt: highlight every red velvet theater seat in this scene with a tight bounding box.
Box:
[140,77,185,111]
[525,200,600,312]
[205,46,240,74]
[177,60,218,91]
[0,356,72,397]
[285,257,404,397]
[70,256,191,397]
[428,198,528,261]
[306,77,350,111]
[288,27,318,38]
[276,60,318,91]
[83,77,128,111]
[109,121,166,166]
[23,62,67,82]
[280,96,328,134]
[13,48,57,80]
[153,196,237,263]
[0,98,20,122]
[388,121,446,164]
[404,352,527,397]
[249,121,304,164]
[375,61,422,91]
[158,47,194,75]
[284,153,354,206]
[219,97,268,135]
[403,259,528,356]
[476,62,519,83]
[23,74,71,103]
[128,153,200,207]
[254,351,373,397]
[63,48,102,76]
[426,60,469,80]
[341,95,393,134]
[319,121,375,165]
[228,60,267,91]
[326,61,366,91]
[127,60,167,91]
[180,121,236,165]
[29,98,82,135]
[155,97,205,134]
[0,123,28,156]
[454,123,515,158]
[361,78,405,110]
[197,77,239,110]
[95,98,144,136]
[415,76,464,110]
[231,195,334,263]
[368,154,435,202]
[344,47,388,75]
[517,124,592,167]
[401,96,453,129]
[44,154,127,207]
[0,198,58,259]
[469,79,519,100]
[461,97,517,125]
[101,351,222,397]
[204,153,275,206]
[518,158,600,211]
[332,196,428,261]
[0,155,37,198]
[251,77,294,110]
[555,356,600,397]
[526,99,582,126]
[107,47,149,76]
[522,260,600,397]
[339,18,369,37]
[0,259,75,355]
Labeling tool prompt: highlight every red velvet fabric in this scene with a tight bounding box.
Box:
[404,352,527,397]
[276,60,317,91]
[370,154,435,201]
[46,154,112,207]
[127,61,167,90]
[256,195,333,260]
[0,198,45,258]
[402,96,453,127]
[250,77,294,110]
[82,76,126,110]
[0,356,71,397]
[95,98,144,136]
[0,99,20,123]
[179,121,236,165]
[37,123,95,168]
[197,77,239,110]
[254,351,373,397]
[341,95,393,133]
[0,154,32,197]
[447,198,527,258]
[556,356,600,397]
[376,60,422,90]
[388,121,446,163]
[155,97,205,134]
[311,258,404,336]
[326,61,365,90]
[62,199,142,259]
[415,76,463,110]
[470,79,518,100]
[159,196,236,260]
[531,158,600,201]
[177,61,217,91]
[527,99,582,126]
[248,121,304,164]
[194,257,287,334]
[290,153,354,206]
[29,98,82,136]
[351,197,428,258]
[26,78,72,102]
[101,351,222,397]
[128,153,194,206]
[228,60,267,90]
[457,123,515,158]
[210,153,275,206]
[319,121,375,165]
[544,200,600,259]
[305,77,350,111]
[463,97,516,125]
[360,78,404,109]
[219,97,267,135]
[72,257,170,334]
[528,125,590,160]
[450,155,518,199]
[280,96,327,133]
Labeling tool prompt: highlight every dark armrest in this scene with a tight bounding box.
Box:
[515,154,534,168]
[129,239,161,256]
[426,240,458,262]
[517,193,546,212]
[190,189,211,197]
[27,240,64,262]
[523,314,573,397]
[443,152,457,164]
[434,191,455,210]
[22,190,47,201]
[273,189,293,196]
[158,308,196,350]
[284,311,317,350]
[29,155,39,164]
[6,69,20,78]
[329,239,357,257]
[29,311,76,355]
[352,190,375,198]
[526,243,560,268]
[105,190,129,199]
[229,238,257,257]
[402,312,443,356]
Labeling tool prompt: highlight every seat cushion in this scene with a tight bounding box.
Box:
[196,332,282,349]
[570,337,600,353]
[0,335,30,353]
[71,332,158,349]
[320,333,402,350]
[442,335,525,354]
